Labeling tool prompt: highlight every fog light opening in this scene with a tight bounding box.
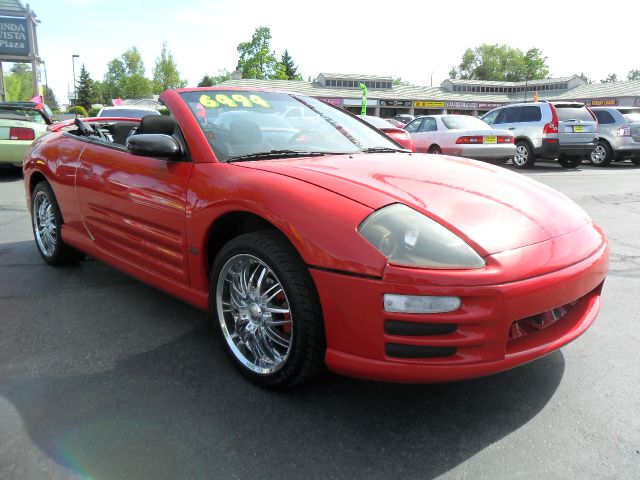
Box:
[383,294,461,314]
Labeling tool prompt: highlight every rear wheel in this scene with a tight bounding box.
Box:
[558,156,582,169]
[589,141,613,167]
[428,145,442,155]
[210,231,325,389]
[513,141,536,169]
[31,181,85,265]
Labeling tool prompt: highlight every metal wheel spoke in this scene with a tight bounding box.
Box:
[263,307,290,315]
[264,326,290,348]
[264,286,283,304]
[264,317,291,326]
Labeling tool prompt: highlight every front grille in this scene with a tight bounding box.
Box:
[508,300,578,341]
[385,344,457,359]
[384,320,456,336]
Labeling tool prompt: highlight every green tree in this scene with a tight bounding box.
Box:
[600,73,618,84]
[449,44,549,81]
[76,64,97,110]
[43,86,59,111]
[393,77,410,86]
[198,69,231,87]
[152,41,187,94]
[627,69,640,81]
[236,27,280,79]
[103,47,152,101]
[279,50,302,80]
[578,72,592,84]
[103,58,127,100]
[4,63,33,101]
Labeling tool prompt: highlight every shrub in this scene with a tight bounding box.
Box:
[88,107,100,117]
[67,106,88,117]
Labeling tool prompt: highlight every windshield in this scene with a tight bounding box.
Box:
[99,108,159,118]
[179,90,403,161]
[441,115,490,130]
[0,108,46,124]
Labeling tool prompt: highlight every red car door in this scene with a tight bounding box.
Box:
[75,141,192,284]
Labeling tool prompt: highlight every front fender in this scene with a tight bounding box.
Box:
[186,163,387,292]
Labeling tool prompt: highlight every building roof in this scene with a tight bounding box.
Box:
[220,74,640,106]
[0,0,26,15]
[220,78,508,102]
[319,72,393,81]
[448,76,579,87]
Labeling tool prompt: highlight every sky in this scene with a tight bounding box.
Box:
[11,0,640,104]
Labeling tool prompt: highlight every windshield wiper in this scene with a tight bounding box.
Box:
[228,150,354,162]
[360,147,409,154]
[227,150,335,162]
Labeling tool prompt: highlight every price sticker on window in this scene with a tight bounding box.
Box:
[198,93,271,109]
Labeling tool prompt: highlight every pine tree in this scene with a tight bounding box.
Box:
[280,50,301,80]
[76,64,97,110]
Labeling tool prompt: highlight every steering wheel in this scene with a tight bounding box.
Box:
[74,118,93,136]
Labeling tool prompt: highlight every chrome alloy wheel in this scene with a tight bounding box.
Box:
[591,145,606,164]
[32,190,57,257]
[216,254,293,375]
[513,145,528,166]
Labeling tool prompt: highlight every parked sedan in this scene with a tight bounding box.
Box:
[23,87,608,388]
[404,115,515,161]
[0,101,52,168]
[358,115,415,151]
[590,107,640,166]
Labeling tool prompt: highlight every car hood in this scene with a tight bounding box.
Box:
[237,153,590,255]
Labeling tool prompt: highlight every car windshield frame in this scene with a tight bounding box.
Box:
[178,90,407,162]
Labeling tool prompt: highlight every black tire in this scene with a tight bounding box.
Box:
[31,181,85,266]
[513,141,536,169]
[589,141,613,167]
[210,230,325,389]
[428,145,442,154]
[631,157,640,166]
[558,156,582,169]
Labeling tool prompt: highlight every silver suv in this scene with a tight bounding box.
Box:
[481,101,598,169]
[589,107,640,167]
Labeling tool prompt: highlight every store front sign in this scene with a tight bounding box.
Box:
[478,102,502,110]
[343,98,378,106]
[0,17,30,56]
[414,100,445,108]
[379,99,412,107]
[317,97,343,106]
[587,99,618,107]
[446,101,477,110]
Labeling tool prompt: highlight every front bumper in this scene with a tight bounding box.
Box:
[312,224,608,383]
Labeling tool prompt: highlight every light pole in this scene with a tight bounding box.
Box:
[71,54,79,106]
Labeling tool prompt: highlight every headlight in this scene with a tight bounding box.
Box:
[358,204,485,269]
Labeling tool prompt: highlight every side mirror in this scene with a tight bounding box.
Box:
[126,134,182,159]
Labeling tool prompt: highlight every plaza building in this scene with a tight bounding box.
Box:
[221,72,640,118]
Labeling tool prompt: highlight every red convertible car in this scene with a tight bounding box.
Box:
[23,87,609,388]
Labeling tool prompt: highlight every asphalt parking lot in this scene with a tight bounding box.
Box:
[1,161,639,480]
